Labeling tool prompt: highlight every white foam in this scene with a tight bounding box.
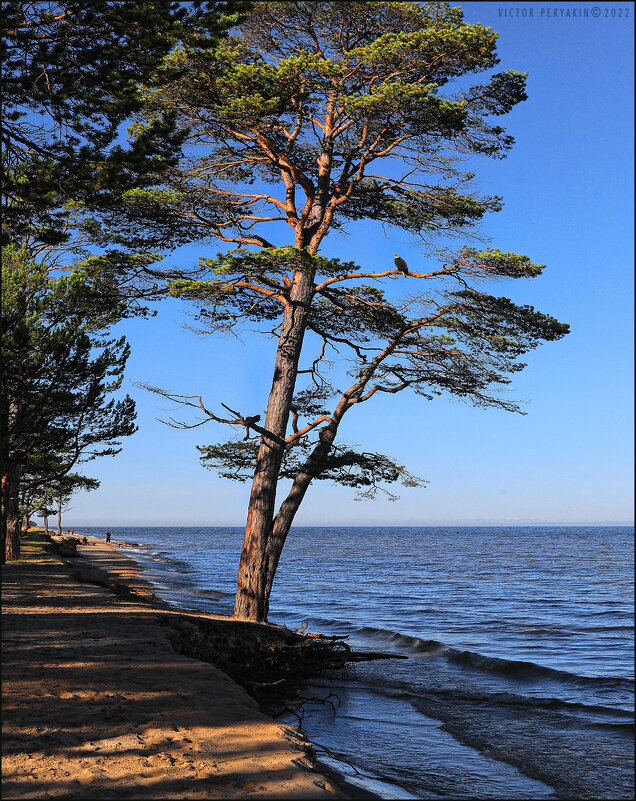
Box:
[316,752,420,800]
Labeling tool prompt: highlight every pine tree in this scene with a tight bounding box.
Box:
[112,1,568,620]
[24,474,99,537]
[1,245,137,561]
[1,1,250,560]
[1,0,250,244]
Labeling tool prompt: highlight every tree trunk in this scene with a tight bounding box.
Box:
[257,343,389,613]
[2,462,22,563]
[233,272,315,621]
[57,500,62,536]
[43,490,49,535]
[262,431,336,612]
[235,316,403,620]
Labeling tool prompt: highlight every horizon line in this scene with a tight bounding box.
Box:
[60,521,635,528]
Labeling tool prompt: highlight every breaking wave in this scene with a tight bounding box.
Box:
[445,647,635,692]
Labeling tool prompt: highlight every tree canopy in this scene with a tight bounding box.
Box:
[1,244,137,560]
[1,1,250,560]
[100,1,528,252]
[23,1,569,618]
[117,1,569,622]
[1,0,249,244]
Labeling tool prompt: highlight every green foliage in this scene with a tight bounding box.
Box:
[167,248,368,330]
[342,184,503,234]
[197,439,427,500]
[1,0,251,244]
[103,0,533,253]
[1,244,138,493]
[24,473,100,524]
[456,247,546,278]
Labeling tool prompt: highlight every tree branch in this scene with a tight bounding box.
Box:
[137,385,287,445]
[315,264,461,292]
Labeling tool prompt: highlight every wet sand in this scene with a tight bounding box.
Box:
[1,535,347,799]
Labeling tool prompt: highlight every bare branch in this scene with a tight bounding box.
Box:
[138,385,285,444]
[285,414,332,447]
[315,264,461,292]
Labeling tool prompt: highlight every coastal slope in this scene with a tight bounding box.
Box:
[1,537,344,799]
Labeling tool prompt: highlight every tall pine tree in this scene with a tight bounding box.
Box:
[91,2,569,620]
[1,245,136,561]
[1,1,250,560]
[1,0,249,244]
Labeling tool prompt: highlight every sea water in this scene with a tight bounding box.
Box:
[75,526,634,800]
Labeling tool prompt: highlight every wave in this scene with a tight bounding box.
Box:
[353,625,446,654]
[570,624,634,633]
[588,721,635,735]
[338,625,634,694]
[136,550,195,572]
[492,622,634,635]
[192,587,235,599]
[272,618,445,654]
[420,687,634,720]
[445,648,635,691]
[279,614,357,631]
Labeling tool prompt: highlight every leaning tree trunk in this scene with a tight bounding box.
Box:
[57,500,62,536]
[233,272,315,621]
[1,461,22,563]
[43,491,49,536]
[261,428,337,617]
[258,332,396,615]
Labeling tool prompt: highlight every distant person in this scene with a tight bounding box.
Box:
[106,531,111,543]
[82,537,88,545]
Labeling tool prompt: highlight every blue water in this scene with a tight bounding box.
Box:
[75,525,634,800]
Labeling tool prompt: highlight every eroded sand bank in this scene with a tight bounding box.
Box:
[1,536,346,799]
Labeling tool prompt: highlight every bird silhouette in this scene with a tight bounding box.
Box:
[393,253,408,276]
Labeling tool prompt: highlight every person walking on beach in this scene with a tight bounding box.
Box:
[106,531,111,543]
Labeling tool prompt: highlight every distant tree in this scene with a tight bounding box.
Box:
[1,245,137,562]
[26,486,57,537]
[24,473,99,536]
[119,1,568,621]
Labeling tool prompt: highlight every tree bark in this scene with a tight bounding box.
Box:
[257,331,403,613]
[57,500,62,536]
[2,461,22,563]
[262,429,336,612]
[233,271,315,621]
[43,490,49,535]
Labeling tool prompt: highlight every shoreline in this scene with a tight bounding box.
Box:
[66,532,403,800]
[74,531,388,800]
[2,529,372,800]
[35,525,634,800]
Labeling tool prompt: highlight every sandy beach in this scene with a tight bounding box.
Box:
[1,532,348,800]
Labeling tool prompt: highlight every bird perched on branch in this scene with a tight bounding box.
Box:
[243,414,261,439]
[393,253,409,276]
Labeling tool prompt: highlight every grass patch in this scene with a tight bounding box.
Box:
[17,531,64,564]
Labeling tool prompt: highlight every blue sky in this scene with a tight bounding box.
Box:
[65,2,634,527]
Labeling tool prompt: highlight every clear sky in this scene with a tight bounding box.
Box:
[65,1,634,528]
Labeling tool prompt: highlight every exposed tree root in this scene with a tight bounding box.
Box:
[159,614,407,707]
